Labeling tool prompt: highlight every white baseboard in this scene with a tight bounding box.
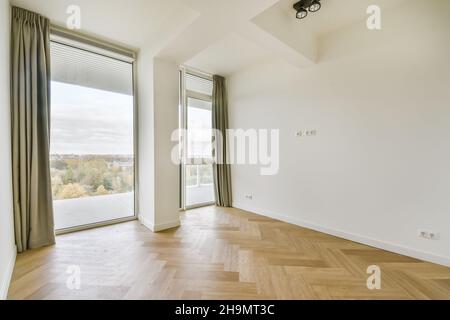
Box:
[233,202,450,267]
[0,245,17,300]
[139,215,180,232]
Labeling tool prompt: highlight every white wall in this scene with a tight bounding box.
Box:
[229,0,450,266]
[0,0,16,300]
[137,52,180,231]
[152,57,180,230]
[137,47,156,230]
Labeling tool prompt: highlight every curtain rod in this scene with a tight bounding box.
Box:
[182,66,214,81]
[50,24,137,59]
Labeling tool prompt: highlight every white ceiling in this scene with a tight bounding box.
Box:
[185,34,272,76]
[271,0,410,37]
[11,0,412,74]
[185,0,411,74]
[10,0,197,50]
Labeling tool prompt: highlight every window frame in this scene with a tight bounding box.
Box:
[180,67,215,210]
[50,25,139,235]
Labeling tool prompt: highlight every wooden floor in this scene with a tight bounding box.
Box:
[7,206,450,300]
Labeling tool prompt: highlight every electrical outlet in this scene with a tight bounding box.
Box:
[418,230,440,240]
[296,129,317,137]
[430,233,440,240]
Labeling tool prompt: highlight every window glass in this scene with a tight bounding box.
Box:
[50,40,135,230]
[187,98,212,159]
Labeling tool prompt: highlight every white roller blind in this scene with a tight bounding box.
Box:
[50,41,133,96]
[186,73,213,96]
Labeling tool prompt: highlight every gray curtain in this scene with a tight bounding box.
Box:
[212,75,232,207]
[11,7,55,252]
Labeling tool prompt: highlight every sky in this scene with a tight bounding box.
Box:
[187,101,212,158]
[50,81,134,155]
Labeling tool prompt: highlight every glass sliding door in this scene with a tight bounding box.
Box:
[185,97,215,207]
[181,70,215,208]
[49,36,136,231]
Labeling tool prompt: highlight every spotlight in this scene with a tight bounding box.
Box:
[293,0,322,20]
[296,8,308,19]
[308,0,321,12]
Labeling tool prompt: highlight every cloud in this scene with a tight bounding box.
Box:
[50,82,134,155]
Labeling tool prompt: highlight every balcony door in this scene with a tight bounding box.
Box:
[49,31,136,232]
[181,70,215,209]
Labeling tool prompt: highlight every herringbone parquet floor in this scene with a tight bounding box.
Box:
[7,206,450,300]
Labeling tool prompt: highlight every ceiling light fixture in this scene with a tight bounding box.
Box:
[308,0,321,12]
[293,0,322,20]
[296,8,308,19]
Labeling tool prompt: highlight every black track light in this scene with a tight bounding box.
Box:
[293,0,322,20]
[308,0,321,12]
[296,8,308,19]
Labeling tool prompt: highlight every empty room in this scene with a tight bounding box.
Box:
[1,0,450,307]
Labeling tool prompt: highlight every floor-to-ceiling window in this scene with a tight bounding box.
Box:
[180,70,215,209]
[49,31,136,231]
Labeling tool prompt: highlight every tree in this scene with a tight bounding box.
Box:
[51,175,63,198]
[63,167,75,184]
[96,185,109,196]
[102,176,113,191]
[57,183,87,200]
[51,159,68,170]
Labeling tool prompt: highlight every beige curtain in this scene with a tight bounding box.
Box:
[212,75,232,207]
[11,7,55,252]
